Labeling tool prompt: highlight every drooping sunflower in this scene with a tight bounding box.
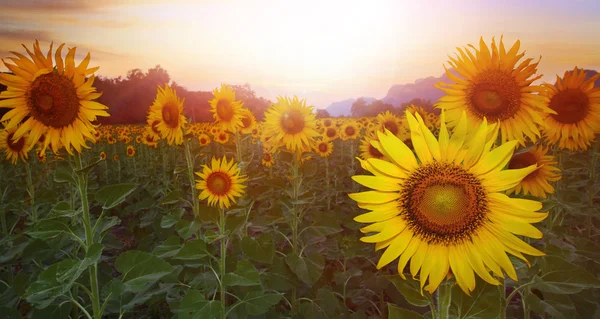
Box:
[195,156,247,209]
[315,140,334,157]
[0,126,31,164]
[146,84,186,145]
[506,145,561,198]
[359,130,385,161]
[238,108,257,135]
[0,41,110,154]
[540,67,600,151]
[209,84,244,133]
[341,122,359,141]
[262,96,319,154]
[376,111,402,138]
[435,37,554,144]
[262,151,275,167]
[198,133,211,146]
[349,111,547,295]
[126,145,135,157]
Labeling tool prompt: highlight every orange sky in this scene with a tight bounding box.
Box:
[1,0,599,108]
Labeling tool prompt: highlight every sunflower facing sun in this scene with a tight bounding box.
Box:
[349,111,547,295]
[262,96,319,154]
[435,37,554,145]
[0,41,110,154]
[507,145,561,198]
[541,67,600,151]
[195,156,247,209]
[0,126,31,164]
[147,84,187,145]
[209,84,244,133]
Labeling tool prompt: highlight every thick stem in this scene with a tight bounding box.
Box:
[588,151,597,239]
[25,162,36,223]
[437,281,452,319]
[184,138,200,218]
[219,207,227,319]
[74,153,101,319]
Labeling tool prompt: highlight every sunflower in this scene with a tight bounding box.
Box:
[540,67,600,151]
[113,154,119,161]
[322,118,333,128]
[435,37,554,145]
[406,105,434,130]
[0,41,110,154]
[506,145,561,198]
[238,108,257,135]
[198,133,211,146]
[341,122,359,141]
[195,156,247,209]
[126,145,135,157]
[135,135,142,144]
[315,140,334,157]
[262,150,275,167]
[0,126,31,164]
[262,96,319,154]
[323,127,338,141]
[376,111,402,138]
[349,111,547,295]
[359,130,385,161]
[209,84,244,133]
[147,84,186,145]
[36,149,46,163]
[99,151,106,161]
[215,130,230,144]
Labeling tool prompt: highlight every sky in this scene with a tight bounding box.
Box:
[1,0,599,108]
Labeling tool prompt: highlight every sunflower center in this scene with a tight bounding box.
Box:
[200,138,207,144]
[264,153,271,161]
[216,99,234,121]
[401,162,488,244]
[468,70,521,121]
[241,116,252,128]
[161,103,180,128]
[207,172,232,196]
[324,119,332,127]
[281,111,305,134]
[383,121,399,136]
[508,152,538,180]
[345,126,356,136]
[27,72,80,128]
[548,89,589,124]
[7,132,25,152]
[318,143,328,153]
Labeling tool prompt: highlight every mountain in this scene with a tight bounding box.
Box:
[325,97,376,117]
[381,73,449,107]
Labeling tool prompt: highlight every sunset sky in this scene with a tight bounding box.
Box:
[1,0,599,108]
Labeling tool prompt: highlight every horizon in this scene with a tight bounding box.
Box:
[1,0,599,108]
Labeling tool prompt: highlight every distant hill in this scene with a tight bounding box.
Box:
[381,73,449,107]
[325,97,376,117]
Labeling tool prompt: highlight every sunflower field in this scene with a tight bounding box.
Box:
[1,38,600,319]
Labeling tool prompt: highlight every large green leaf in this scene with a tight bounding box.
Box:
[388,303,425,319]
[27,219,73,240]
[95,183,138,209]
[152,236,182,258]
[173,239,209,260]
[223,260,260,287]
[533,255,600,294]
[451,281,502,319]
[388,276,430,307]
[115,250,173,292]
[285,253,324,287]
[178,289,222,319]
[526,291,575,319]
[241,233,275,264]
[240,291,282,316]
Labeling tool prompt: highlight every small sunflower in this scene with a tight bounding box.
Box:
[100,151,106,161]
[435,37,554,144]
[0,41,110,154]
[262,151,275,167]
[126,145,135,157]
[541,67,600,151]
[113,154,119,161]
[376,111,402,138]
[359,131,385,161]
[215,130,230,144]
[209,84,244,133]
[239,108,257,135]
[323,127,339,141]
[315,140,334,157]
[507,145,561,198]
[198,133,211,146]
[0,126,31,164]
[195,156,247,209]
[341,122,359,140]
[147,84,187,145]
[262,96,319,154]
[349,111,547,295]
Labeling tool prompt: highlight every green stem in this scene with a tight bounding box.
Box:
[588,151,597,239]
[74,153,101,319]
[161,142,168,189]
[325,158,330,211]
[437,281,451,319]
[184,138,200,218]
[290,153,300,312]
[25,162,36,223]
[219,207,227,319]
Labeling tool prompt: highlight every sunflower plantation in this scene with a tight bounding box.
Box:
[0,38,600,319]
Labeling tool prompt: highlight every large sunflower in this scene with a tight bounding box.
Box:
[0,41,109,154]
[506,145,561,198]
[195,156,247,209]
[209,84,244,133]
[0,126,31,164]
[349,111,547,295]
[262,96,319,154]
[435,37,554,145]
[238,108,257,135]
[147,84,187,145]
[541,67,600,151]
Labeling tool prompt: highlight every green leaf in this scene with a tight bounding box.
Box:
[152,236,182,258]
[176,218,201,240]
[95,183,138,209]
[285,253,324,287]
[241,233,275,264]
[388,276,430,307]
[27,219,73,240]
[261,257,298,291]
[388,303,425,319]
[178,289,222,319]
[451,280,502,319]
[173,239,208,260]
[75,157,103,175]
[54,164,75,185]
[526,291,575,319]
[240,291,282,316]
[46,201,78,219]
[115,250,173,292]
[223,260,260,287]
[161,190,183,205]
[534,255,600,294]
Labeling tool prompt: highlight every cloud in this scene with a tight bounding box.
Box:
[0,29,55,42]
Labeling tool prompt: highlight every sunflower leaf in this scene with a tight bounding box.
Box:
[388,303,425,319]
[241,233,275,264]
[285,253,324,287]
[94,183,138,210]
[114,250,173,293]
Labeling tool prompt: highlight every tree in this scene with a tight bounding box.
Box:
[315,109,330,118]
[351,98,368,117]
